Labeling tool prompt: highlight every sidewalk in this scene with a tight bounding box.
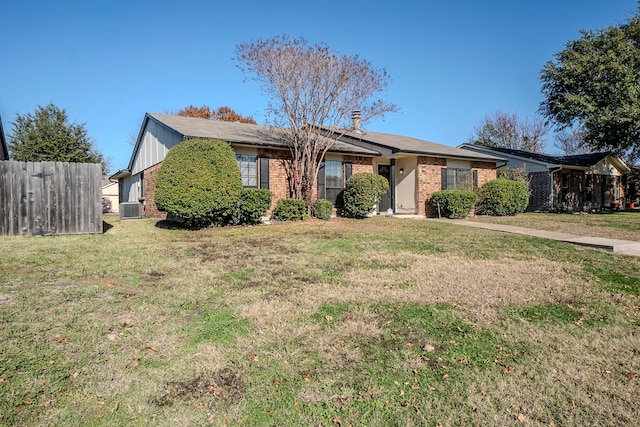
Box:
[424,218,640,256]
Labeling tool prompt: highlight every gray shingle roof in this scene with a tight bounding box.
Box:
[330,128,504,161]
[460,144,630,172]
[148,113,380,155]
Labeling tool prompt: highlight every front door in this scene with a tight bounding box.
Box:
[377,164,392,212]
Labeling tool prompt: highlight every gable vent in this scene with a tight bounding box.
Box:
[119,202,142,219]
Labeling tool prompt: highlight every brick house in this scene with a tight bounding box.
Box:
[111,113,502,218]
[459,144,631,211]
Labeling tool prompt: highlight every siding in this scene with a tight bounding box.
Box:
[131,119,183,175]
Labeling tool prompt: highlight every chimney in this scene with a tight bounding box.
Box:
[351,110,362,134]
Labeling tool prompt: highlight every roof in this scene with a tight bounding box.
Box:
[323,127,504,162]
[146,113,380,156]
[0,115,8,160]
[459,144,631,173]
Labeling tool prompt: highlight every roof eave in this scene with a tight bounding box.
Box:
[110,169,131,180]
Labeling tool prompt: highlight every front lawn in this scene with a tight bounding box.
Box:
[1,215,639,426]
[467,210,640,242]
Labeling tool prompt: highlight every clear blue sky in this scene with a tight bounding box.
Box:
[1,1,637,173]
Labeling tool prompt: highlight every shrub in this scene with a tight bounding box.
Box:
[342,172,390,218]
[102,197,112,213]
[312,199,333,220]
[271,198,307,222]
[155,138,243,227]
[229,188,272,225]
[476,179,529,216]
[431,190,477,218]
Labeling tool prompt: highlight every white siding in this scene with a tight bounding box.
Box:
[589,158,622,176]
[131,120,183,175]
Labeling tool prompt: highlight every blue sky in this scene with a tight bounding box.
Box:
[1,1,637,173]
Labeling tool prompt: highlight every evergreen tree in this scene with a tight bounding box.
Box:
[8,103,109,172]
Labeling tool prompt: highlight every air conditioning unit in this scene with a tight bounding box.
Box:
[119,202,142,219]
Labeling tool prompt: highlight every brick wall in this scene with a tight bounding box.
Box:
[528,171,552,211]
[141,163,168,219]
[416,157,497,216]
[416,156,446,216]
[472,161,498,188]
[344,155,373,175]
[258,148,292,210]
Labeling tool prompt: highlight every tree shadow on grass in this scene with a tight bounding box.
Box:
[155,219,187,230]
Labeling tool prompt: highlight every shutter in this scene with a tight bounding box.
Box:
[259,157,269,189]
[472,170,478,190]
[441,168,447,190]
[317,161,325,199]
[345,162,352,182]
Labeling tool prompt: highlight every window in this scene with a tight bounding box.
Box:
[441,168,478,191]
[236,154,258,187]
[325,160,343,205]
[318,160,352,207]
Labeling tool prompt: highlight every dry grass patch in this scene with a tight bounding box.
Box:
[341,253,582,322]
[468,211,640,242]
[1,215,639,426]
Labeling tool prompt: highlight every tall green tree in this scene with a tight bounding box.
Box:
[7,103,110,172]
[539,9,640,161]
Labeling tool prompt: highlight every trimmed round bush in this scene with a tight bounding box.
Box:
[312,199,333,220]
[431,190,477,218]
[230,188,272,225]
[155,138,243,226]
[271,198,307,222]
[342,172,390,218]
[476,179,529,216]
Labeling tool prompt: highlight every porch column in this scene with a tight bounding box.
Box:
[390,158,396,214]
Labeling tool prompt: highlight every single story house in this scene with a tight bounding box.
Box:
[459,144,631,211]
[0,115,8,160]
[101,176,119,214]
[111,113,503,218]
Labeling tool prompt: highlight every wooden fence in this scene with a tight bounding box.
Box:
[0,161,102,236]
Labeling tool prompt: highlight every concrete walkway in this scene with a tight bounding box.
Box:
[424,218,640,256]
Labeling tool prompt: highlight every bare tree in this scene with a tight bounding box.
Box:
[235,35,398,205]
[554,127,591,155]
[469,110,549,153]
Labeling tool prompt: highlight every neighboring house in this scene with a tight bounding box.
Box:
[459,144,630,211]
[112,113,502,218]
[101,176,119,214]
[0,115,8,160]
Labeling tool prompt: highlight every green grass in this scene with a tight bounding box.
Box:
[1,215,639,426]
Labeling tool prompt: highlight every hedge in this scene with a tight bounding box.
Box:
[312,199,333,220]
[431,190,477,219]
[271,198,307,221]
[476,179,529,216]
[342,172,390,218]
[155,138,242,227]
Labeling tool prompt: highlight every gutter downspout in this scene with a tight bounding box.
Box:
[549,166,562,210]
